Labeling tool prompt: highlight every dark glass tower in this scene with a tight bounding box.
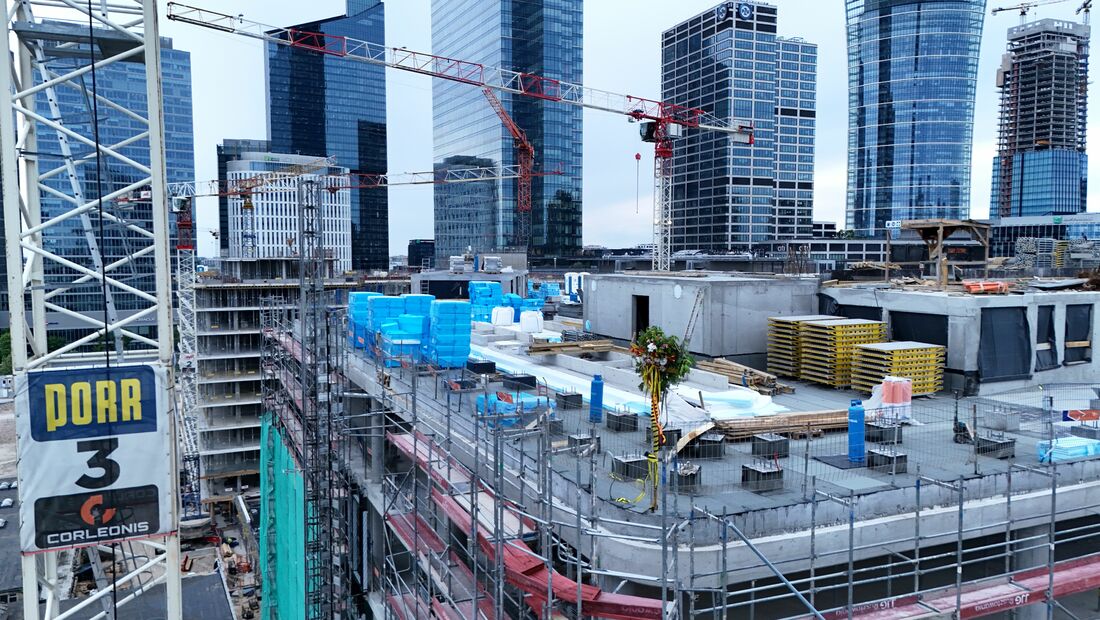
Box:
[662,3,817,252]
[846,0,985,236]
[431,0,583,263]
[991,19,1089,219]
[267,0,388,270]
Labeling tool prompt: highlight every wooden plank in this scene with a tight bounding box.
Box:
[713,410,847,439]
[675,421,716,454]
[527,340,614,355]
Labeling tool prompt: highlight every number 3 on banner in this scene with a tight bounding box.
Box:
[75,438,121,490]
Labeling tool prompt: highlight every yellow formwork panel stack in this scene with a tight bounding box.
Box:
[799,319,887,388]
[766,314,841,378]
[852,341,945,396]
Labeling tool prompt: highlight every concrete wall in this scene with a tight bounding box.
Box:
[583,274,818,361]
[821,287,1100,393]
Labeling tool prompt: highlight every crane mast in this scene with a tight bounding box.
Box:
[482,87,535,252]
[165,2,753,271]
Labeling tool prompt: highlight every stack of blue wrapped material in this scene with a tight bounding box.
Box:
[1038,436,1100,462]
[468,281,503,322]
[401,294,435,345]
[428,300,472,368]
[475,392,555,428]
[527,280,561,299]
[499,293,544,321]
[368,296,406,333]
[348,291,381,349]
[378,314,425,367]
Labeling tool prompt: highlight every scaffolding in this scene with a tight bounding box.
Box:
[260,178,354,620]
[351,336,1100,619]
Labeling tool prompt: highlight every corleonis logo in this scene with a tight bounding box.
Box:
[79,494,117,526]
[34,485,159,549]
[29,367,156,441]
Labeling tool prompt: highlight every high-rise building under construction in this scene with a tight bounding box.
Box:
[431,0,583,263]
[991,18,1090,219]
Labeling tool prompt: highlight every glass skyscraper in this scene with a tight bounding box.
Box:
[0,27,193,319]
[662,3,816,252]
[991,19,1089,219]
[267,0,388,270]
[846,0,985,236]
[431,0,583,263]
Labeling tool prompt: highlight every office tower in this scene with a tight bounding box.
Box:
[661,3,816,252]
[225,152,353,273]
[774,36,817,240]
[991,19,1089,219]
[407,239,436,270]
[267,0,387,270]
[217,139,271,255]
[431,0,583,262]
[846,0,986,236]
[0,25,193,325]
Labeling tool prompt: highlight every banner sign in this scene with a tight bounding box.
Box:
[1063,409,1100,422]
[17,364,172,552]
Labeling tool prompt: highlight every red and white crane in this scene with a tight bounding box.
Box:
[482,87,535,252]
[165,2,753,271]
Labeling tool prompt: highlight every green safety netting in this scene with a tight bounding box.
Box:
[260,419,305,620]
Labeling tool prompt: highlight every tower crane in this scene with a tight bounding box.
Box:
[166,3,753,272]
[992,0,1070,23]
[1078,0,1092,23]
[482,87,535,252]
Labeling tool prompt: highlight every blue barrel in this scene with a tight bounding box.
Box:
[848,399,866,464]
[589,375,604,423]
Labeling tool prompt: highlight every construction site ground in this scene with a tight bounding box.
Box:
[0,400,15,479]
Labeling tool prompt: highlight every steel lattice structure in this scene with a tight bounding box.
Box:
[259,180,352,619]
[0,0,181,618]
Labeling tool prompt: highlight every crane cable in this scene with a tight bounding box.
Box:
[86,1,119,616]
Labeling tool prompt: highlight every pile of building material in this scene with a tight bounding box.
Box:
[712,409,847,440]
[852,341,945,396]
[696,358,794,395]
[766,315,841,378]
[527,340,614,355]
[1013,237,1100,271]
[799,319,886,389]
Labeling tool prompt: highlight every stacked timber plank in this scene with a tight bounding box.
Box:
[799,319,886,388]
[712,410,848,440]
[527,340,613,355]
[852,341,945,396]
[696,358,794,396]
[766,315,841,378]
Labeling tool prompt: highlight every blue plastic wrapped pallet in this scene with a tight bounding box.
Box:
[378,317,422,367]
[368,296,406,331]
[475,392,555,428]
[428,300,472,368]
[1038,437,1100,462]
[347,292,380,345]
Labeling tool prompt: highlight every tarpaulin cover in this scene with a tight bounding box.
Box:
[889,311,948,347]
[818,294,882,321]
[260,420,304,620]
[1064,304,1093,364]
[1035,305,1059,371]
[978,307,1032,382]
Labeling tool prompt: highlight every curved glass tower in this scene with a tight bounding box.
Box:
[845,0,985,236]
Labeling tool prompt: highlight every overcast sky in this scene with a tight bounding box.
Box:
[158,0,1100,256]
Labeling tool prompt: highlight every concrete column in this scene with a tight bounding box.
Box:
[1012,524,1050,620]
